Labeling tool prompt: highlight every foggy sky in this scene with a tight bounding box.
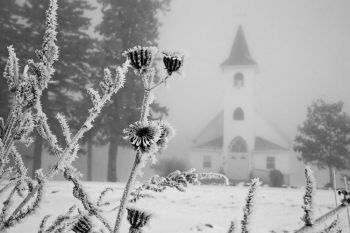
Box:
[85,0,350,157]
[155,0,350,157]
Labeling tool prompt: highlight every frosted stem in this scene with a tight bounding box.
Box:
[148,75,170,91]
[113,152,141,233]
[5,84,122,222]
[114,82,154,233]
[140,90,151,123]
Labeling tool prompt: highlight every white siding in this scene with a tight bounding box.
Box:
[188,149,222,173]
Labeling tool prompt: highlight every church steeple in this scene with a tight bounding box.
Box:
[221,25,256,67]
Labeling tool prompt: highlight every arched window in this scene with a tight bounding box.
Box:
[233,107,244,120]
[230,137,248,153]
[234,72,244,88]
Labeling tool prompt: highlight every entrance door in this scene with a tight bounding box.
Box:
[224,153,250,180]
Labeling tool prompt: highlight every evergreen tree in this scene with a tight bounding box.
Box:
[96,0,170,181]
[294,99,350,187]
[19,0,96,176]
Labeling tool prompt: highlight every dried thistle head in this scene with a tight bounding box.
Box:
[126,208,152,232]
[162,51,185,75]
[123,121,161,154]
[123,46,158,73]
[72,216,92,233]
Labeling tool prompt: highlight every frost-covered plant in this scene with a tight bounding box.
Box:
[82,168,229,219]
[38,205,78,233]
[295,167,348,233]
[129,168,228,203]
[43,46,186,233]
[0,0,128,231]
[301,166,316,227]
[241,178,261,233]
[113,46,185,233]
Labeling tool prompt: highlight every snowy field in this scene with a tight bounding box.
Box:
[9,181,350,233]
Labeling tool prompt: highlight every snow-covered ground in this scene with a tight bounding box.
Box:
[9,181,349,232]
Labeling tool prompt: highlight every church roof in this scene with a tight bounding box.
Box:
[195,136,223,149]
[194,135,288,151]
[254,136,288,151]
[193,111,223,146]
[221,25,257,67]
[192,111,290,152]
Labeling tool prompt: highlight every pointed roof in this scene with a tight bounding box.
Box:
[195,136,223,150]
[221,25,256,67]
[254,137,288,151]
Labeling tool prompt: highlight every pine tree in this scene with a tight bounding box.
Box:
[294,99,350,187]
[18,0,96,176]
[96,0,170,181]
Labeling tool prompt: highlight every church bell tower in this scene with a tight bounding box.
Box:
[221,25,258,180]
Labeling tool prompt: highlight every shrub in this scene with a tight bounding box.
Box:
[151,156,190,177]
[269,169,284,187]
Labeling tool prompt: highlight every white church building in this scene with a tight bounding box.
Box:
[188,25,336,187]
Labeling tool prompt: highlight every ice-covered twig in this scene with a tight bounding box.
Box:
[301,166,316,227]
[97,187,115,207]
[197,172,229,185]
[0,170,45,230]
[241,178,261,233]
[63,168,113,233]
[130,169,201,203]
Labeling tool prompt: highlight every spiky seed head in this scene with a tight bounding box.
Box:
[126,208,152,230]
[123,46,158,73]
[123,121,161,154]
[162,50,185,75]
[72,216,92,233]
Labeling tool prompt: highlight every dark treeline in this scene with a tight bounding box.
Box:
[0,0,170,181]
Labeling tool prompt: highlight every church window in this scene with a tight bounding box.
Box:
[233,107,244,120]
[230,137,248,153]
[266,156,275,169]
[234,72,244,88]
[203,155,212,168]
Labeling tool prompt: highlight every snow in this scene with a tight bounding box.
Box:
[9,181,349,232]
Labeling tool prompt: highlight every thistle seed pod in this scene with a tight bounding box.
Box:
[72,216,92,233]
[123,46,157,72]
[126,208,152,233]
[162,51,184,75]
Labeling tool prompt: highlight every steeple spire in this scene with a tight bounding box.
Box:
[221,25,256,67]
